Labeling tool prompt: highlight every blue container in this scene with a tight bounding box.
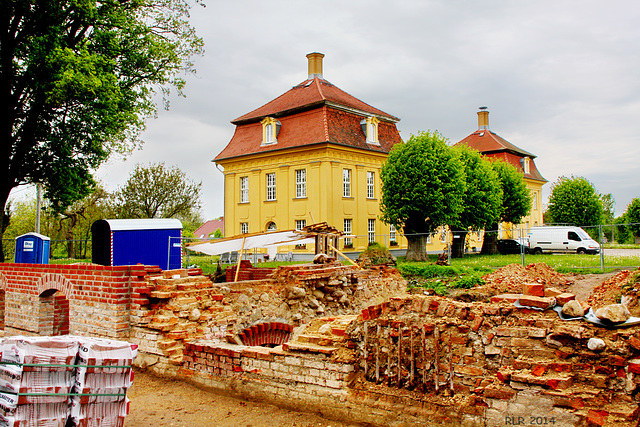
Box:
[91,219,183,270]
[15,232,50,264]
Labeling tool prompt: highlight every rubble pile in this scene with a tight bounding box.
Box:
[481,263,573,295]
[588,268,640,316]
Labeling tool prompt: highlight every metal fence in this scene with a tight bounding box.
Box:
[3,222,640,273]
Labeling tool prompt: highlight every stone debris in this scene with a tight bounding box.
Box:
[481,263,573,295]
[588,268,640,316]
[562,299,585,318]
[595,303,632,324]
[587,337,606,351]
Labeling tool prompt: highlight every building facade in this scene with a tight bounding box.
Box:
[455,108,547,235]
[213,53,404,256]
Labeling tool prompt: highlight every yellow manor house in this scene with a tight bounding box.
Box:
[213,54,545,259]
[213,53,408,259]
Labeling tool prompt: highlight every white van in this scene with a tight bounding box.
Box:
[527,226,600,255]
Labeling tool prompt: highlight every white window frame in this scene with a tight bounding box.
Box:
[343,219,352,247]
[265,123,274,143]
[295,169,306,198]
[343,169,351,197]
[366,171,375,199]
[266,173,276,201]
[368,219,375,244]
[295,219,306,230]
[240,176,249,203]
[261,117,279,145]
[389,224,396,242]
[240,222,249,234]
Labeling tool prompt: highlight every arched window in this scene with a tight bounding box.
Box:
[266,222,277,232]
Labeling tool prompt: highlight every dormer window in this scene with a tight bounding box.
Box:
[360,117,380,144]
[261,117,280,145]
[522,157,531,174]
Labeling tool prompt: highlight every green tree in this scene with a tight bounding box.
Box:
[450,146,502,258]
[0,0,203,261]
[600,193,615,242]
[481,160,532,254]
[54,185,112,259]
[547,176,603,229]
[614,214,632,244]
[112,162,202,219]
[380,131,465,261]
[625,198,640,240]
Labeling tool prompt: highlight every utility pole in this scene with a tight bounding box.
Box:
[35,183,41,234]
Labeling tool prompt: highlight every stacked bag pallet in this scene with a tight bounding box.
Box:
[0,336,136,427]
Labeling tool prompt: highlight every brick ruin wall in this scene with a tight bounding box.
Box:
[0,262,638,426]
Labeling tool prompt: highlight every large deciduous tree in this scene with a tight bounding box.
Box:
[547,176,603,229]
[481,160,532,254]
[0,0,203,260]
[112,162,202,219]
[380,131,465,261]
[450,146,502,258]
[625,197,640,240]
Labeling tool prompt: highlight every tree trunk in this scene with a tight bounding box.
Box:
[481,223,499,255]
[0,189,12,263]
[451,229,467,258]
[405,234,430,261]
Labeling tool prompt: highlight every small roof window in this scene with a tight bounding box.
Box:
[360,116,380,145]
[261,117,281,145]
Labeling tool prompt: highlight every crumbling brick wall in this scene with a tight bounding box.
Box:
[129,263,407,364]
[0,263,149,338]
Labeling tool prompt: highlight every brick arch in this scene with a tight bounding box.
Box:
[239,321,293,347]
[36,273,73,299]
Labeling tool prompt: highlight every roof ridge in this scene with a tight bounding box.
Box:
[313,77,327,101]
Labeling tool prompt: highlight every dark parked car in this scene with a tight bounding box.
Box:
[497,238,529,255]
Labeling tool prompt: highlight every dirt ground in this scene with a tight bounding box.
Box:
[565,271,619,301]
[125,272,620,427]
[126,369,360,427]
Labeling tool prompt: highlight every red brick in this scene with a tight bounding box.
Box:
[555,293,576,305]
[483,387,516,400]
[490,293,520,304]
[522,283,544,297]
[586,409,608,426]
[518,295,555,310]
[531,365,546,376]
[628,361,640,374]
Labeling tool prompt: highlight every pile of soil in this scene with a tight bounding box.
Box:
[587,267,640,315]
[479,263,573,295]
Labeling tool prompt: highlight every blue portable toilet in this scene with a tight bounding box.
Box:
[91,219,183,270]
[15,232,50,264]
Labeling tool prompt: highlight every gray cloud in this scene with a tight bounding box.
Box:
[94,0,640,218]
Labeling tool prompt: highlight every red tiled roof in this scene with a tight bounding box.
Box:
[455,130,536,158]
[214,105,402,162]
[455,130,546,182]
[485,152,547,183]
[232,77,399,124]
[194,218,225,239]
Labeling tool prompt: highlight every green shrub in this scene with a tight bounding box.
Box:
[451,274,485,289]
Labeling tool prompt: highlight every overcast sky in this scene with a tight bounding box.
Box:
[90,0,640,220]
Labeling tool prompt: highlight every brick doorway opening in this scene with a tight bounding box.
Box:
[38,289,70,336]
[238,321,293,347]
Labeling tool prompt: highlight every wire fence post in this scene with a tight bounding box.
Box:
[520,226,525,268]
[599,224,605,273]
[446,229,451,266]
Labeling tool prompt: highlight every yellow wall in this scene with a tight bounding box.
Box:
[218,143,398,253]
[500,178,545,239]
[217,143,507,255]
